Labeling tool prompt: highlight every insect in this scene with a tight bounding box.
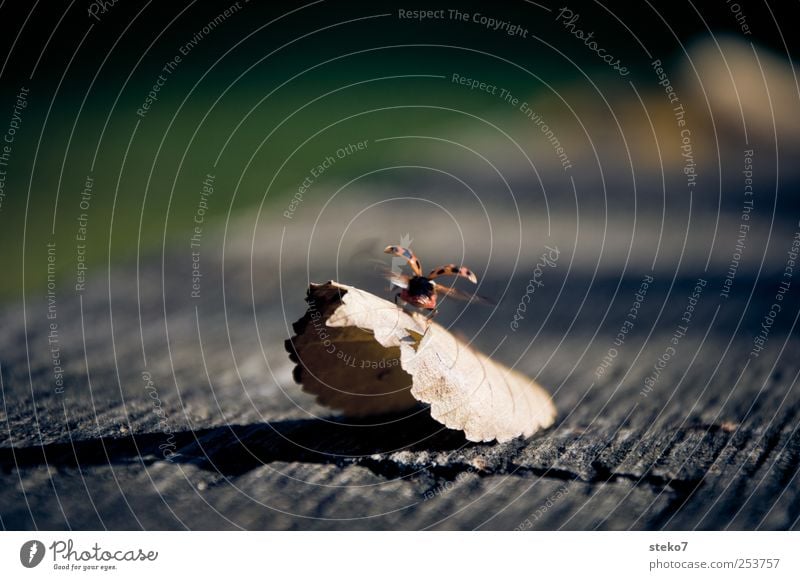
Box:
[383,245,491,315]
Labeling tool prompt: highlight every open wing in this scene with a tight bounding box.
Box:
[434,283,495,305]
[384,245,423,276]
[428,264,478,284]
[373,264,409,289]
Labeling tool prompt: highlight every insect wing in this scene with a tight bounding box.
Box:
[384,245,423,276]
[428,264,478,284]
[434,284,495,305]
[373,265,409,289]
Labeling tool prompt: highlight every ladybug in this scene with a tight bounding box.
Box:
[383,245,490,314]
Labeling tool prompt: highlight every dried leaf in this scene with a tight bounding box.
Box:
[285,282,556,443]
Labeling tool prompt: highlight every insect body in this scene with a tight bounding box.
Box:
[383,245,485,313]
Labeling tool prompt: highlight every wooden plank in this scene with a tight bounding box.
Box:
[2,209,799,530]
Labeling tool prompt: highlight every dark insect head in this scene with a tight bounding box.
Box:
[407,275,435,297]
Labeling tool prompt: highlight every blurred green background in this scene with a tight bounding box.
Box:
[1,0,796,303]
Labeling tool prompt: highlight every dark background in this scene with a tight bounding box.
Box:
[1,1,799,530]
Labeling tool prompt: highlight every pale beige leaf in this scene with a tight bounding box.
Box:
[286,282,556,443]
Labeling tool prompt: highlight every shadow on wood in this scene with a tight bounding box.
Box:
[0,411,471,478]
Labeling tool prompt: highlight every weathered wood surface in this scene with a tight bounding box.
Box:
[1,205,799,530]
